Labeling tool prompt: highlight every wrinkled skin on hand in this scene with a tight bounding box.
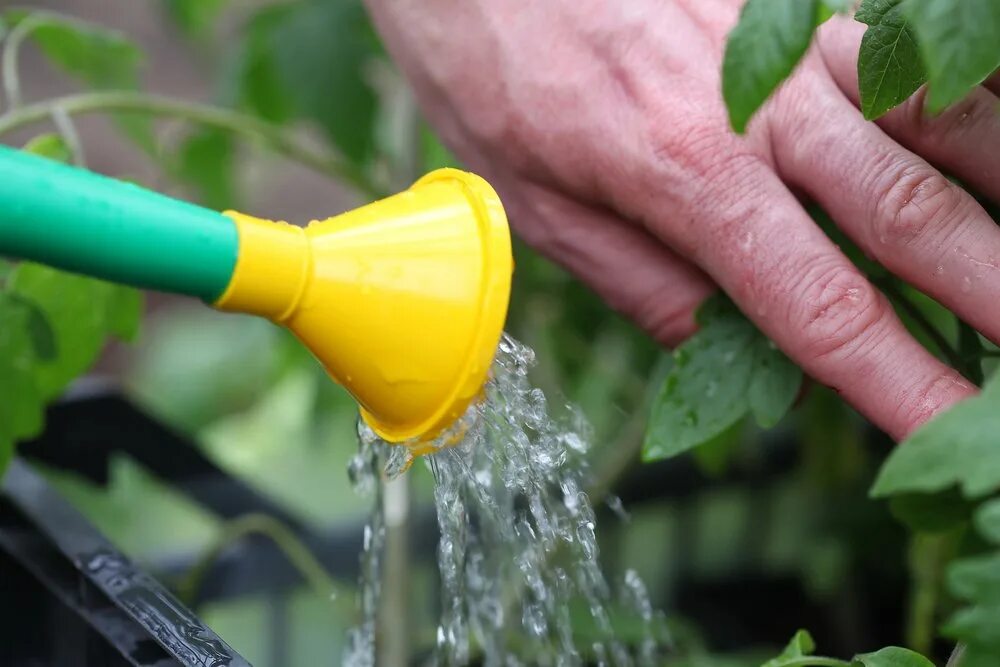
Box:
[366,0,1000,440]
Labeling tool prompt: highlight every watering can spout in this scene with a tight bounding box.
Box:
[215,170,513,442]
[0,146,513,443]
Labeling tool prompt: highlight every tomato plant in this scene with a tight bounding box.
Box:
[641,2,1000,665]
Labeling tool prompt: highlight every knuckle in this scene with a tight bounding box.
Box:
[894,370,974,437]
[632,287,702,348]
[898,87,991,146]
[869,160,963,251]
[791,262,887,364]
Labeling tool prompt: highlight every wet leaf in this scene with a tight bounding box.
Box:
[851,647,935,667]
[723,0,824,133]
[903,0,1000,113]
[761,629,815,666]
[871,372,1000,499]
[856,0,927,120]
[643,296,801,462]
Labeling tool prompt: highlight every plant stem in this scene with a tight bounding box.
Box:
[874,277,965,371]
[906,531,960,656]
[0,90,384,198]
[0,12,47,110]
[176,513,346,613]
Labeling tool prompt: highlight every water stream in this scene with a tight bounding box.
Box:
[344,334,667,666]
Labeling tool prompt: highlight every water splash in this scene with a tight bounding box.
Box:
[345,334,667,665]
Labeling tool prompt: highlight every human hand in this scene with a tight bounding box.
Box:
[364,0,1000,440]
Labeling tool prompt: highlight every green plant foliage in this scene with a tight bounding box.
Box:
[4,9,153,150]
[0,139,144,477]
[164,0,228,37]
[226,4,296,124]
[855,0,927,120]
[4,10,141,90]
[0,295,50,472]
[21,132,72,163]
[871,372,1000,499]
[760,632,933,667]
[642,296,801,462]
[173,127,237,210]
[888,488,974,533]
[0,261,140,473]
[722,0,825,133]
[903,0,1000,113]
[762,629,815,666]
[8,264,141,398]
[230,0,378,165]
[974,498,1000,544]
[851,647,934,667]
[919,493,1000,663]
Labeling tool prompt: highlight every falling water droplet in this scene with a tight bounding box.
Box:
[344,334,667,665]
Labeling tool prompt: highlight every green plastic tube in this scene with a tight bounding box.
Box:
[0,145,238,302]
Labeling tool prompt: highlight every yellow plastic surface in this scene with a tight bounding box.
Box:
[215,169,513,444]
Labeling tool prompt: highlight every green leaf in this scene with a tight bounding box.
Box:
[818,0,853,24]
[871,372,1000,499]
[643,296,802,462]
[855,0,927,120]
[7,294,57,362]
[7,11,154,151]
[942,551,1000,657]
[164,0,228,37]
[105,285,142,342]
[172,127,237,210]
[822,0,854,13]
[722,0,823,133]
[226,4,296,124]
[8,264,141,399]
[17,16,141,89]
[957,644,1000,667]
[903,0,1000,113]
[888,488,974,533]
[851,647,934,667]
[0,295,49,474]
[761,629,816,666]
[948,552,1000,603]
[268,0,378,164]
[944,603,1000,647]
[22,133,72,163]
[975,498,1000,544]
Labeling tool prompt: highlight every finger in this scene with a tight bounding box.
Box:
[770,64,1000,356]
[510,181,715,347]
[636,152,975,440]
[819,18,1000,203]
